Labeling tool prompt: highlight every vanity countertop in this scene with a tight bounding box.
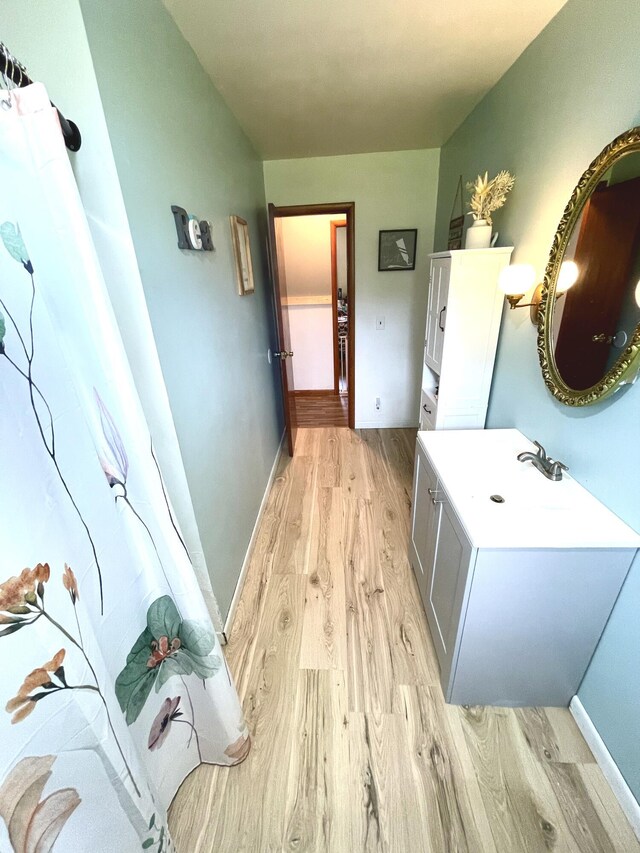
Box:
[417,428,640,550]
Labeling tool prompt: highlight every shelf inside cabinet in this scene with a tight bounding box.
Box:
[422,363,440,398]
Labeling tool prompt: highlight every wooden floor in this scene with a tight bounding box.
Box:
[169,428,638,852]
[295,394,348,427]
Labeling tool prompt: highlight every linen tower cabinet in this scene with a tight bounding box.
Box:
[419,247,513,431]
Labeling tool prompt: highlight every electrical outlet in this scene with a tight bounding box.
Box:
[375,397,381,410]
[376,316,385,330]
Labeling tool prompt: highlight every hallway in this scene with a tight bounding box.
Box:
[168,428,638,852]
[295,393,348,427]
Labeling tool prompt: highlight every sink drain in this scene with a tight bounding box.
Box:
[490,494,505,503]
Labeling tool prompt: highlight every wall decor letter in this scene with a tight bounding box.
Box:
[171,205,191,249]
[200,220,214,251]
[170,206,214,251]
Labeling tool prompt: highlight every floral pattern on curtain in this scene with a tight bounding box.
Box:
[0,84,248,852]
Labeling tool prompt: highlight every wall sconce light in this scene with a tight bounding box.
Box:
[499,261,579,324]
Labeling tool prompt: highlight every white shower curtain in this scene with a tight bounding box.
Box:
[0,84,248,852]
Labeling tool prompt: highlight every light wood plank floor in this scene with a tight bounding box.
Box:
[295,394,348,427]
[169,428,639,852]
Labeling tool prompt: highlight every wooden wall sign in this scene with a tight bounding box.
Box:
[448,176,464,250]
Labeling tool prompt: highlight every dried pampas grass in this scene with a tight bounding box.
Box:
[466,171,515,225]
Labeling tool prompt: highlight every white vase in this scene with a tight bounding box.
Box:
[465,218,492,249]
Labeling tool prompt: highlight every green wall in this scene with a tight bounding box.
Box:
[80,0,283,619]
[435,0,640,798]
[264,149,440,427]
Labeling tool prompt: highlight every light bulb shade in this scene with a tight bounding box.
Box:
[498,264,536,296]
[557,260,579,293]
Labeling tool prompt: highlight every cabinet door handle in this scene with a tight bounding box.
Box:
[428,488,438,496]
[438,306,447,332]
[422,404,432,414]
[431,497,445,505]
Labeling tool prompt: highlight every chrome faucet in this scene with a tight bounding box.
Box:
[517,440,568,481]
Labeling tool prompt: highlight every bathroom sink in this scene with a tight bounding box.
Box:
[417,428,640,550]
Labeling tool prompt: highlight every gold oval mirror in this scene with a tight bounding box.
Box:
[538,128,640,405]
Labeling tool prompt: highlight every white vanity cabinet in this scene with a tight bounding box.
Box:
[410,428,640,707]
[420,248,513,431]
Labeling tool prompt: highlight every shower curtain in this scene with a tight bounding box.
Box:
[0,84,248,852]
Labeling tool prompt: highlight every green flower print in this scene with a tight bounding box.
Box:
[0,221,34,273]
[115,596,220,725]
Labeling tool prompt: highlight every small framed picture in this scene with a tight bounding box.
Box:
[378,229,418,271]
[230,215,255,295]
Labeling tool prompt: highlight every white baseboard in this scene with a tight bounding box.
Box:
[570,695,640,840]
[223,431,285,637]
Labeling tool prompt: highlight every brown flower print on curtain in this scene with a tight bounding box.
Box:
[2,563,140,797]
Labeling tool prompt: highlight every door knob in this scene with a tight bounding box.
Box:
[273,351,294,359]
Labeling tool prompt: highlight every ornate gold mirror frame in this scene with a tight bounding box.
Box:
[537,127,640,406]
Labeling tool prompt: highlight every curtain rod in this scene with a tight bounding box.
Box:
[0,42,82,151]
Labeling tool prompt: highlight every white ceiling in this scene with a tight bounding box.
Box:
[164,0,568,160]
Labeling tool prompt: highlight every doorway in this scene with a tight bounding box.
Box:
[267,203,355,455]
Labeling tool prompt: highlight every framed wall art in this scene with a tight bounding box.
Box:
[230,215,255,295]
[378,229,417,271]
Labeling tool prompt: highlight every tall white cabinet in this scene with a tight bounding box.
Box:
[420,248,513,431]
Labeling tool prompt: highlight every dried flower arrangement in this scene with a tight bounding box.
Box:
[466,171,515,225]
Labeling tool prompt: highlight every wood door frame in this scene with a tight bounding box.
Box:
[270,202,355,429]
[330,219,347,394]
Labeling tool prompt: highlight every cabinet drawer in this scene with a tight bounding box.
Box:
[420,390,437,430]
